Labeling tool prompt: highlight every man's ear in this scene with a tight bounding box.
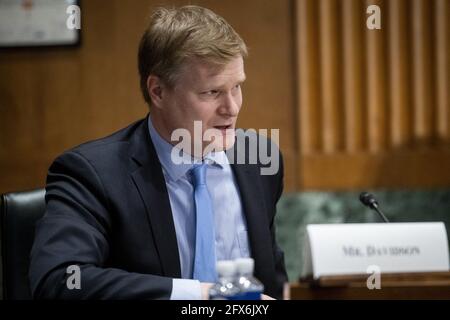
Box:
[147,75,164,109]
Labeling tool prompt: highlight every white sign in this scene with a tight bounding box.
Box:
[302,222,450,279]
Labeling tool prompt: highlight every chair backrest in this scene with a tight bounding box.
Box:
[1,189,46,300]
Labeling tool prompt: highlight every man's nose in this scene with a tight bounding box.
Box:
[219,93,240,116]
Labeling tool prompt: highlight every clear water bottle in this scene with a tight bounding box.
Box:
[208,260,240,300]
[235,258,264,300]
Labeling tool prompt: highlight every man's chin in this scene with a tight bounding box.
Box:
[223,132,236,150]
[203,131,236,154]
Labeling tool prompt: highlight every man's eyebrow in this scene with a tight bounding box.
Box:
[206,76,246,89]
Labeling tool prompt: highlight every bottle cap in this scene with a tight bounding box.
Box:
[216,260,236,277]
[235,258,254,274]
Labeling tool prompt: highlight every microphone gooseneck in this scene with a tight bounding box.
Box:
[359,192,390,223]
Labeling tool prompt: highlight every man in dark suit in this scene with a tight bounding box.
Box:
[29,5,287,299]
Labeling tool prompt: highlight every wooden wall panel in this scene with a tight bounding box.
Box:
[365,0,388,152]
[412,0,434,142]
[298,0,321,154]
[389,0,411,148]
[320,0,343,153]
[342,0,365,152]
[296,0,450,190]
[435,0,449,141]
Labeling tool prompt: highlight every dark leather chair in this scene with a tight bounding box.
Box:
[1,189,46,300]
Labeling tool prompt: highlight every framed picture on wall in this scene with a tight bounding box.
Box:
[0,0,80,48]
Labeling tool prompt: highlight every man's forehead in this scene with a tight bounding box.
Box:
[183,56,245,80]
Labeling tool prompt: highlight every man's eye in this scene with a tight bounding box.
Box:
[232,84,241,92]
[203,90,219,96]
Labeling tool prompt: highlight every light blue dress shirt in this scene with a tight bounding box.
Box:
[147,116,250,299]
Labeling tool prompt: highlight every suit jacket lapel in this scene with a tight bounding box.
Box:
[229,155,276,284]
[129,117,181,278]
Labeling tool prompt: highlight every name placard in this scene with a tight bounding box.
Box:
[301,222,450,279]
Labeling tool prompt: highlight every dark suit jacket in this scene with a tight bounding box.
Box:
[29,116,288,299]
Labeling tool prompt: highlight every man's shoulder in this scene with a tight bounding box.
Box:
[68,118,146,158]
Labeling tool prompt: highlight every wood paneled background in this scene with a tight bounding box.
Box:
[0,0,449,193]
[297,0,449,189]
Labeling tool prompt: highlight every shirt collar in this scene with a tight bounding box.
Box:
[147,116,226,182]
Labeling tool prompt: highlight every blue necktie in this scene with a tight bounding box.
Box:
[191,163,217,282]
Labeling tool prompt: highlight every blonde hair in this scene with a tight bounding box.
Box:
[138,5,248,106]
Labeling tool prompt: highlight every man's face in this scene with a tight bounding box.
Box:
[154,56,246,157]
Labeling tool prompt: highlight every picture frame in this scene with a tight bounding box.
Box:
[0,0,80,48]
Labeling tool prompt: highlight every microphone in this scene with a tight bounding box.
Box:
[359,192,390,223]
